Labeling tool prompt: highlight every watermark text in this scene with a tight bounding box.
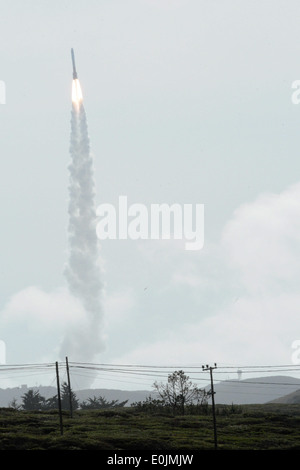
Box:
[291,340,300,364]
[0,81,6,104]
[96,196,204,251]
[0,341,6,364]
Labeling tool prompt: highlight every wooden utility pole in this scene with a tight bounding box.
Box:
[55,361,63,435]
[66,356,73,418]
[202,363,218,449]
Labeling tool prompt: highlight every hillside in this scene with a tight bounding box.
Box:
[2,375,300,408]
[210,376,300,404]
[269,388,300,404]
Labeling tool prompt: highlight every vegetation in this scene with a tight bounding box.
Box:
[19,382,128,412]
[152,370,210,415]
[18,371,207,414]
[20,382,79,411]
[80,396,128,409]
[21,390,46,411]
[1,371,299,450]
[0,404,300,450]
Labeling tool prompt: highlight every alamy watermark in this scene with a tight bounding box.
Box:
[96,196,204,251]
[0,81,6,104]
[291,340,300,364]
[0,341,6,364]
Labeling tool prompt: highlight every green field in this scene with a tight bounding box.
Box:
[1,403,300,451]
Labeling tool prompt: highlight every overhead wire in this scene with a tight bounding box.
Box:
[1,361,300,391]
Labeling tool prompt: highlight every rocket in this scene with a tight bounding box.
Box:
[71,48,83,105]
[71,48,78,79]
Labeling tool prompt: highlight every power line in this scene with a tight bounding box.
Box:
[1,361,300,387]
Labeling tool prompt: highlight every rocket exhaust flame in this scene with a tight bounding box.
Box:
[61,49,104,364]
[72,78,83,105]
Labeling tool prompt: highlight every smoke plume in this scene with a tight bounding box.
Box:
[62,99,104,362]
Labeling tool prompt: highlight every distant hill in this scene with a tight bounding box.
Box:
[269,388,300,404]
[2,375,300,408]
[0,384,155,408]
[209,376,300,405]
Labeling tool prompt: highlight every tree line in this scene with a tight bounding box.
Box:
[10,382,128,411]
[9,371,212,415]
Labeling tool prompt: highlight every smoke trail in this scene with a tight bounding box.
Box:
[61,99,104,361]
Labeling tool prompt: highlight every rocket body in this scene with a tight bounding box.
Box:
[71,48,78,79]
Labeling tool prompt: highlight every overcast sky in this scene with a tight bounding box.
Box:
[1,0,300,390]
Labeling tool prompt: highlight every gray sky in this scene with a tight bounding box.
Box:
[1,0,300,389]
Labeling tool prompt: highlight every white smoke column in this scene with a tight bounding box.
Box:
[62,96,104,362]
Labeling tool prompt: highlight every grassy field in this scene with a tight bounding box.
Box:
[1,404,300,451]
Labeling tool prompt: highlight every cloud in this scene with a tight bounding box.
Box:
[1,286,86,329]
[0,283,135,368]
[0,286,91,364]
[113,182,300,373]
[113,291,300,375]
[221,182,300,294]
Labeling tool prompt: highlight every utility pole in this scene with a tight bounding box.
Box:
[55,361,63,435]
[202,363,217,449]
[66,356,73,418]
